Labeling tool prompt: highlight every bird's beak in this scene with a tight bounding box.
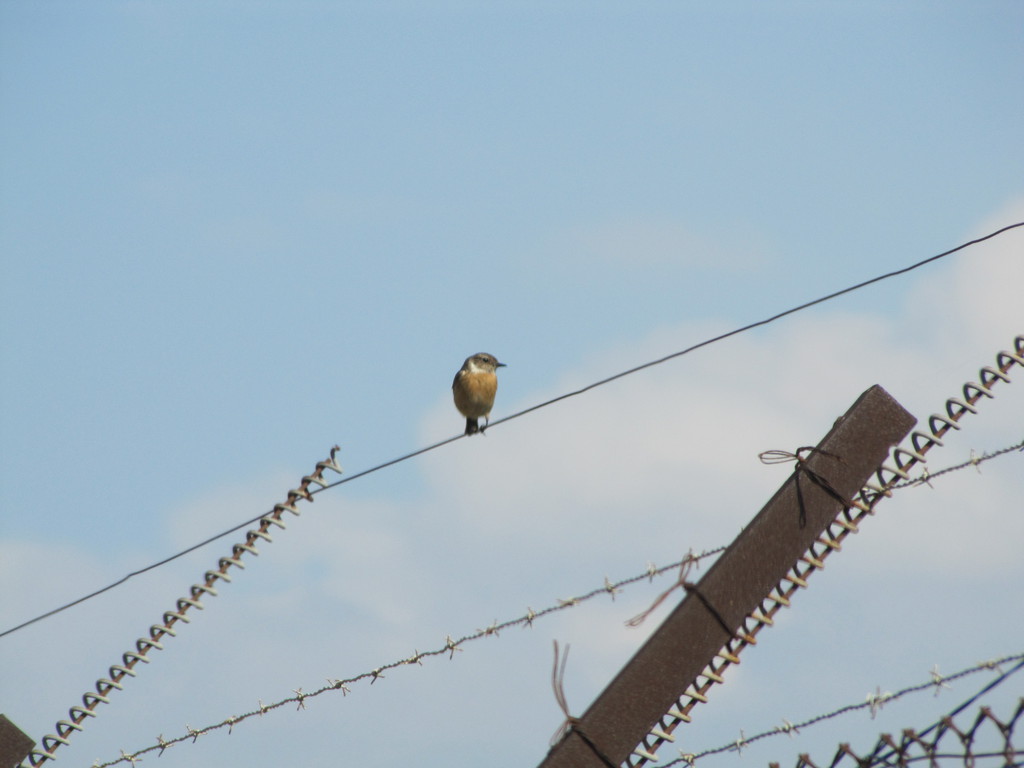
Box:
[497,362,507,368]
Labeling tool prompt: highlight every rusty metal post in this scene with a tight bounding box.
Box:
[539,384,916,768]
[0,715,34,768]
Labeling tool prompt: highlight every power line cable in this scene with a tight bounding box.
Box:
[2,222,1021,641]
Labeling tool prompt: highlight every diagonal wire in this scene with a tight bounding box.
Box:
[484,223,1024,429]
[2,221,1021,642]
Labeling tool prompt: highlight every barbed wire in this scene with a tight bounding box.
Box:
[87,548,727,768]
[652,653,1024,766]
[887,439,1023,489]
[4,222,1020,642]
[773,659,1024,768]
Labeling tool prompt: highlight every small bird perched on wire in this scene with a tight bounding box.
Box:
[452,352,506,436]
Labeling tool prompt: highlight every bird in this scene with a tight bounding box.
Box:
[452,352,506,436]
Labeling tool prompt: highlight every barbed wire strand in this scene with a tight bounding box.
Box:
[88,549,728,768]
[789,661,1024,768]
[888,438,1024,489]
[3,222,1021,642]
[657,653,1024,766]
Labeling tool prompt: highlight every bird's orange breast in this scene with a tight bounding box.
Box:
[453,371,498,418]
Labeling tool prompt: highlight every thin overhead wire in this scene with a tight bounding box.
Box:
[485,222,1024,429]
[2,222,1021,642]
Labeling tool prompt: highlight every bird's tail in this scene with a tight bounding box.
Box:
[465,418,479,436]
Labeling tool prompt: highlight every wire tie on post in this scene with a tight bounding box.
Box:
[550,641,574,741]
[548,640,619,767]
[759,447,849,527]
[627,553,696,627]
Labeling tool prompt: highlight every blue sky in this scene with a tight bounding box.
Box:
[1,3,1022,767]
